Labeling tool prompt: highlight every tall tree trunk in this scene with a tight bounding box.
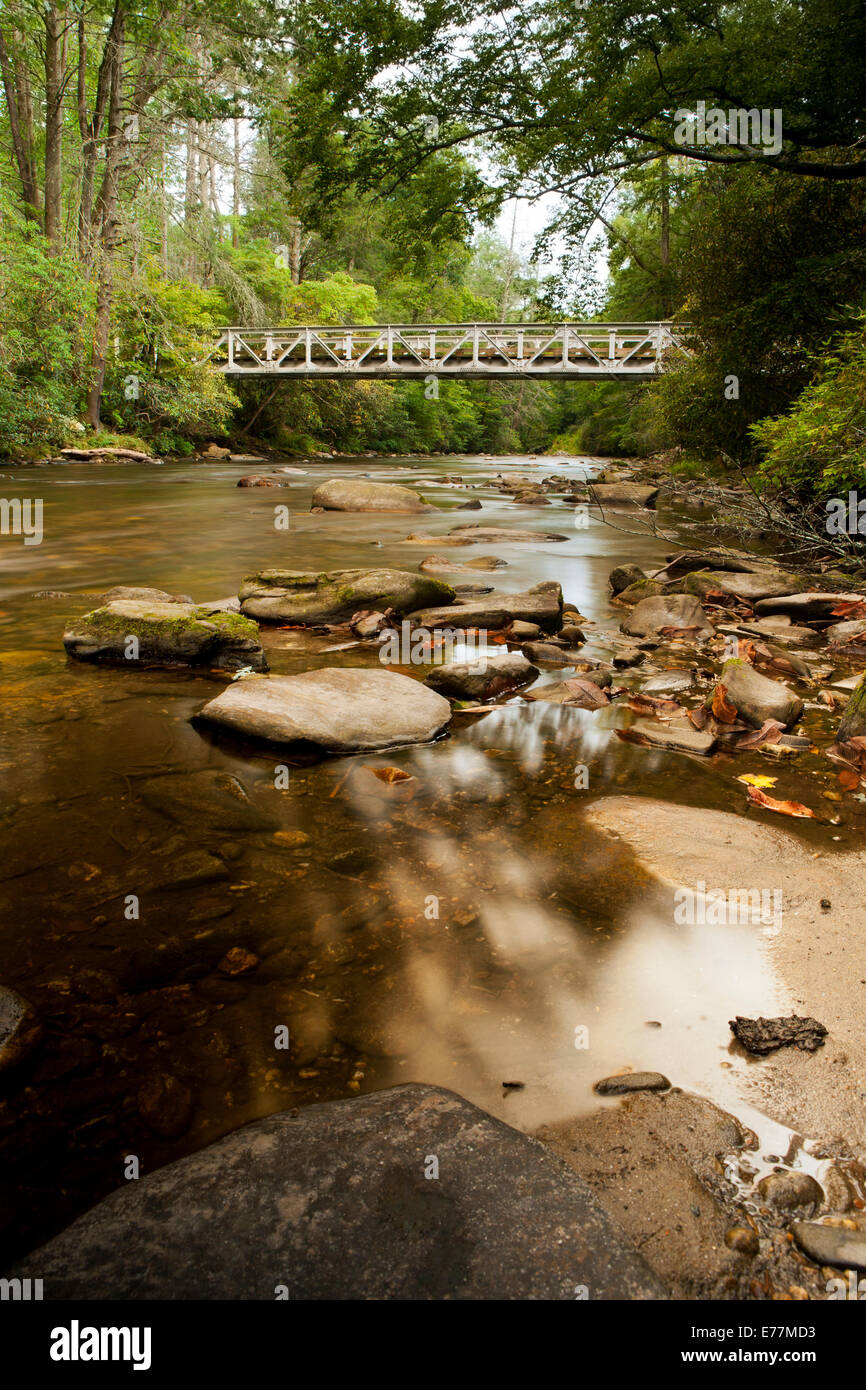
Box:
[232,117,241,247]
[184,119,197,277]
[85,17,125,429]
[79,4,124,266]
[0,27,41,218]
[659,156,671,317]
[43,3,65,247]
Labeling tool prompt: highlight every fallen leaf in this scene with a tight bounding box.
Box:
[368,766,413,785]
[838,768,861,790]
[737,774,777,789]
[732,719,784,749]
[562,678,609,709]
[626,692,687,720]
[658,624,704,639]
[711,683,738,723]
[830,600,866,620]
[746,786,816,818]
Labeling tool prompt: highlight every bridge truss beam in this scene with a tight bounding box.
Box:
[210,322,691,380]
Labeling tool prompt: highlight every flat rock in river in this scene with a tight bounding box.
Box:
[685,570,804,602]
[588,482,659,508]
[197,667,452,752]
[239,568,454,624]
[444,525,569,544]
[755,591,866,623]
[409,582,563,633]
[311,478,433,512]
[622,716,717,755]
[7,1084,665,1299]
[63,600,267,672]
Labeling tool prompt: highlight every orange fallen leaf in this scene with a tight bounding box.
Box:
[746,785,816,818]
[711,683,738,723]
[838,768,861,790]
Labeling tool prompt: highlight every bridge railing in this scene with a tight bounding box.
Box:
[209,321,692,379]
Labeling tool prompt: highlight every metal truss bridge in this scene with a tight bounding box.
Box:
[211,321,691,381]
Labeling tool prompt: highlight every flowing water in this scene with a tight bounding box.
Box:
[0,452,856,1260]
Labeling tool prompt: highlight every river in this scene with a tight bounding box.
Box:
[0,451,853,1260]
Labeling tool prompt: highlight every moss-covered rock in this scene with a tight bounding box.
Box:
[239,568,455,624]
[63,600,267,672]
[614,578,675,606]
[838,670,866,740]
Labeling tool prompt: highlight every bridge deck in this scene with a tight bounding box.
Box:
[211,322,690,380]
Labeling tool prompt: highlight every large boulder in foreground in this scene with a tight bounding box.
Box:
[409,581,563,634]
[622,594,713,639]
[312,478,432,513]
[837,670,866,740]
[197,667,451,752]
[8,1084,664,1300]
[63,601,267,672]
[714,657,803,729]
[424,651,538,701]
[239,568,454,624]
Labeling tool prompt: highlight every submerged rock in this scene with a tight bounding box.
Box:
[138,770,277,833]
[418,554,507,574]
[424,651,538,701]
[311,478,432,512]
[99,585,191,604]
[622,717,717,755]
[622,594,713,639]
[594,1072,670,1095]
[730,1015,827,1055]
[239,568,454,624]
[756,1172,824,1211]
[7,1084,665,1299]
[715,658,803,729]
[236,474,282,488]
[63,600,267,672]
[197,667,452,753]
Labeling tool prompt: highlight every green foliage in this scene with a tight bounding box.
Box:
[101,262,238,449]
[0,201,93,455]
[751,317,866,500]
